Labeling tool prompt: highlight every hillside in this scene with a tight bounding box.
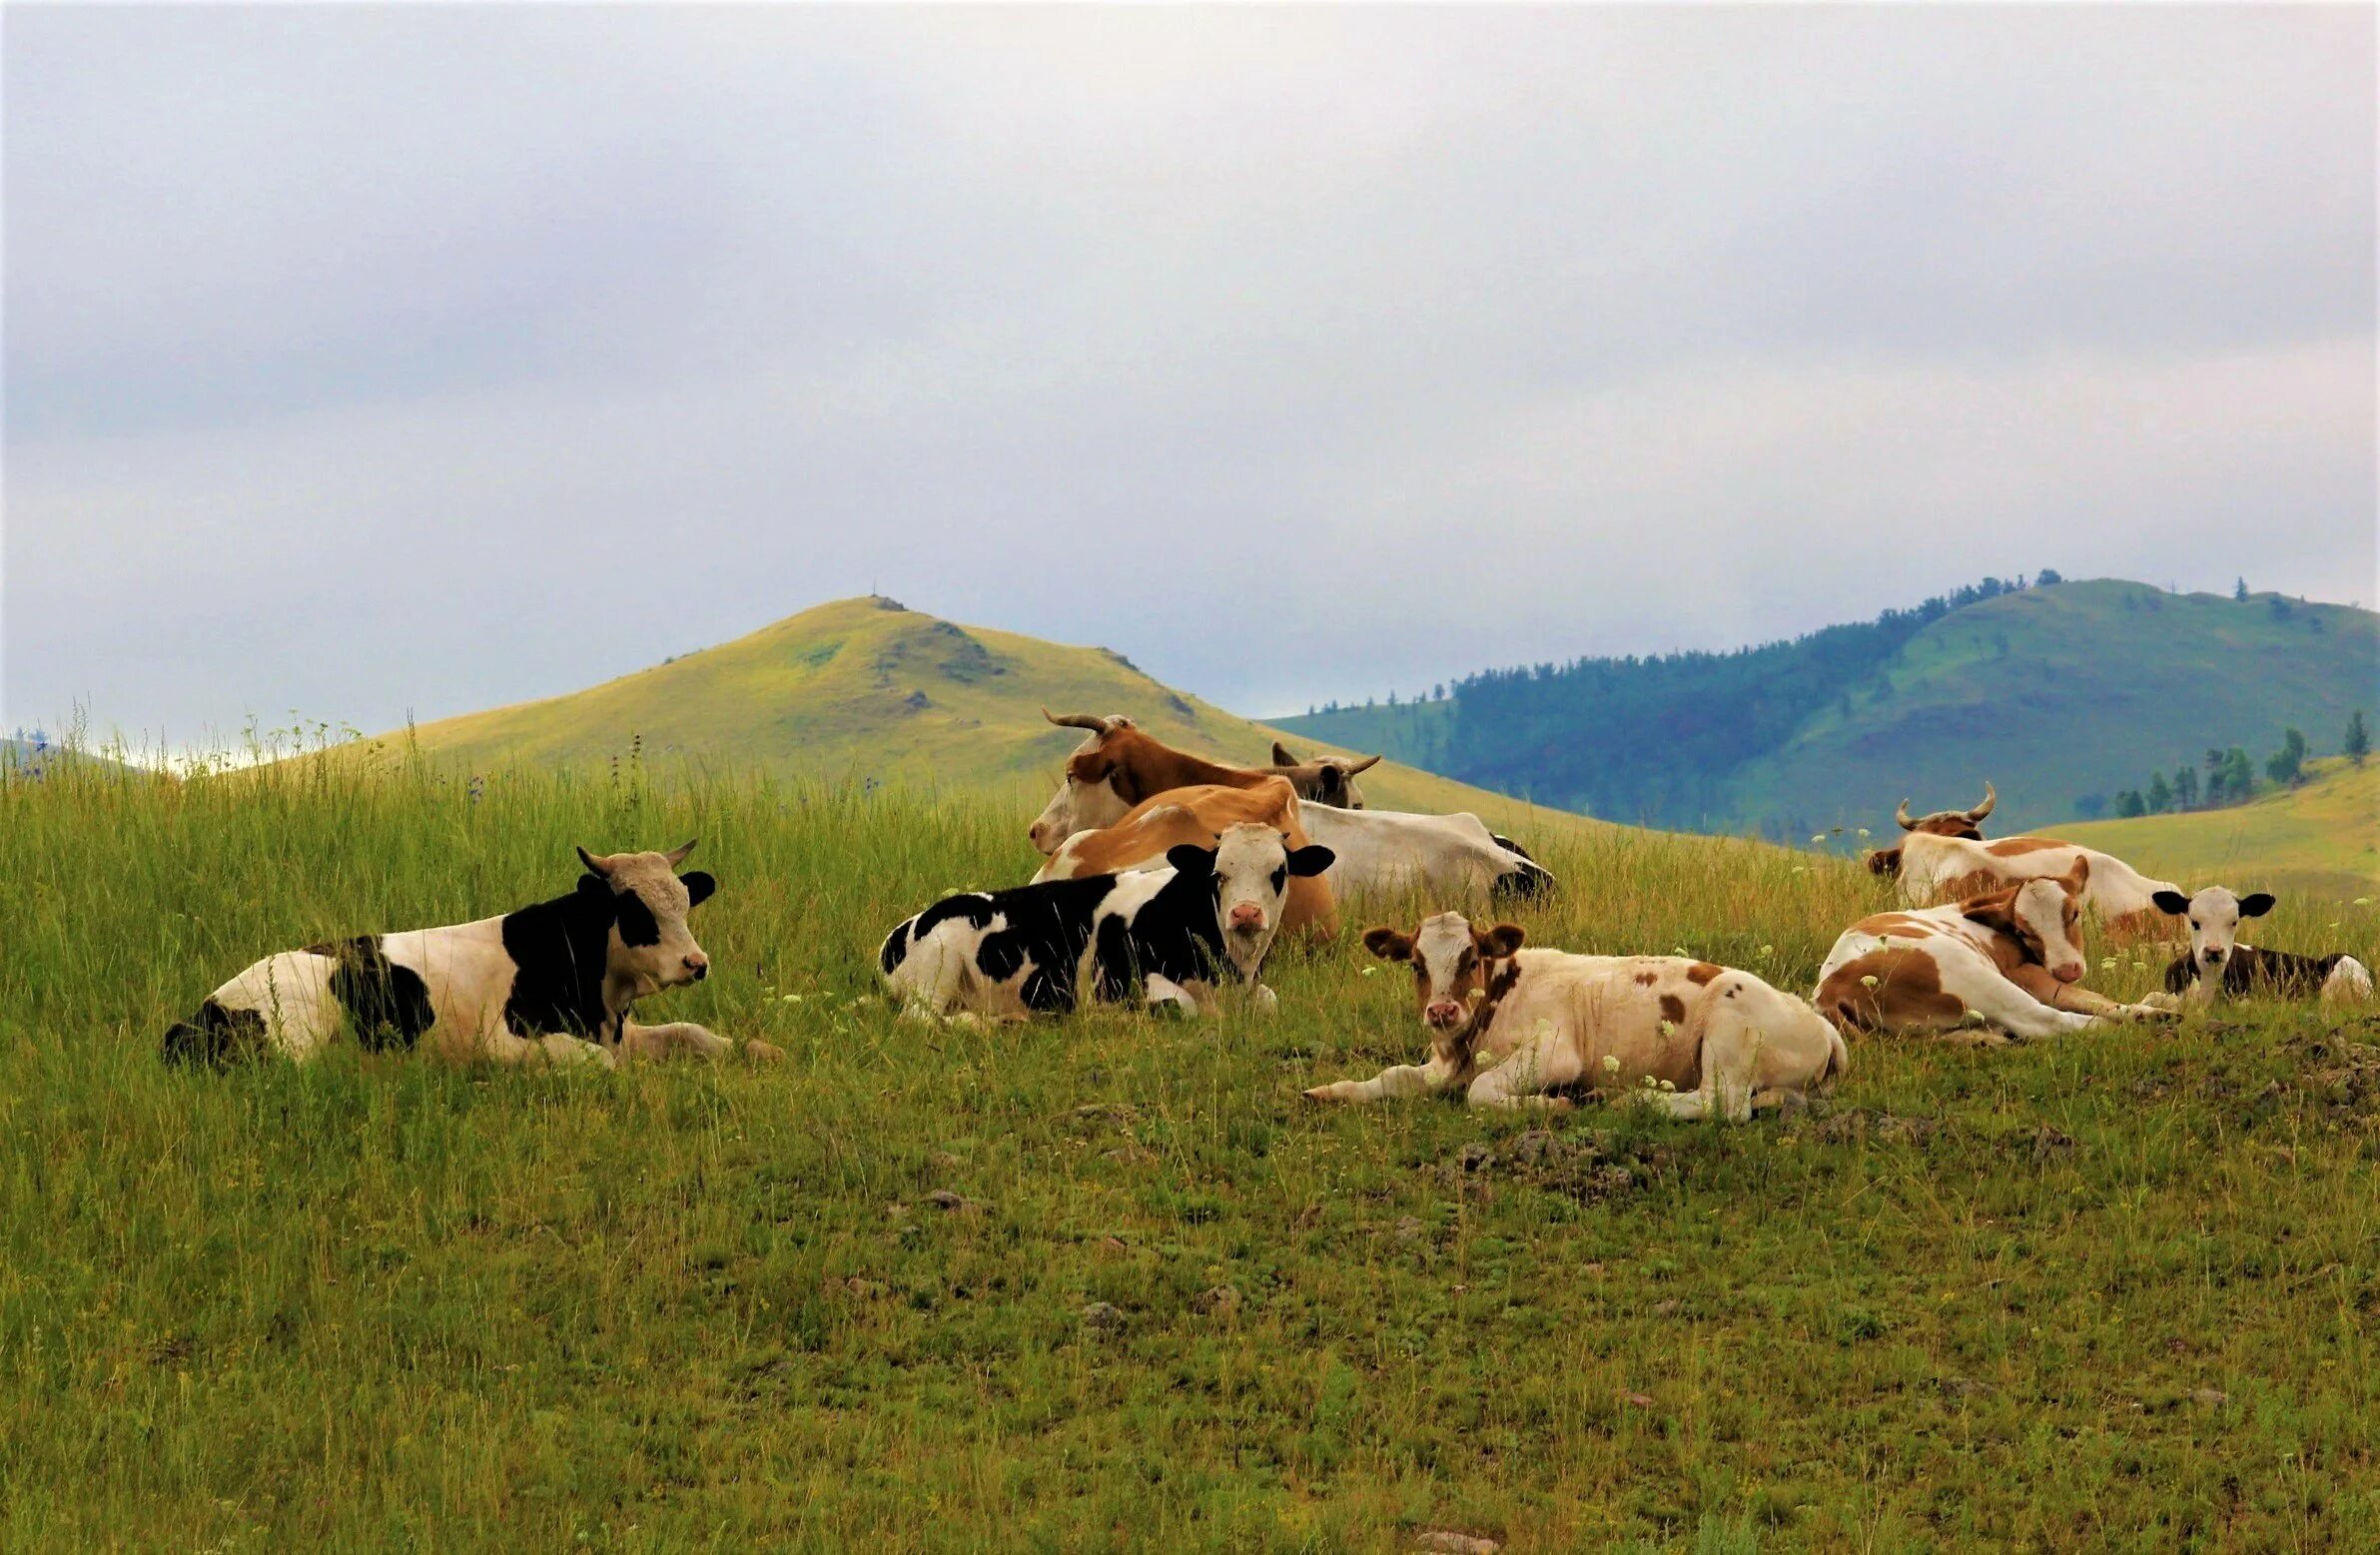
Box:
[1278,578,2378,837]
[2059,757,2380,901]
[372,595,1605,838]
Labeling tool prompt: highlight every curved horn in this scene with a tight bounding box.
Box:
[663,838,697,867]
[575,845,615,878]
[1966,781,1996,822]
[1343,753,1384,776]
[1895,798,1917,831]
[1043,707,1113,733]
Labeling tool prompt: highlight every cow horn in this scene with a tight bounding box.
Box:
[1042,708,1113,733]
[1966,782,1996,822]
[1343,753,1383,775]
[663,838,698,867]
[575,845,614,878]
[1895,798,1917,830]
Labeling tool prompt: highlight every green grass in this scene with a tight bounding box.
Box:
[6,755,2380,1549]
[2058,757,2380,900]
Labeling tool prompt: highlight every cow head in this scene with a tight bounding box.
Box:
[1963,855,2089,982]
[1265,742,1381,811]
[576,840,718,998]
[1365,911,1527,1065]
[1165,823,1334,979]
[1030,710,1147,852]
[2152,885,2275,975]
[1869,783,1994,874]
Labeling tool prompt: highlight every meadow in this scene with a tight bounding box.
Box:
[4,750,2378,1550]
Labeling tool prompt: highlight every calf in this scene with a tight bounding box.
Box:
[1815,858,2166,1043]
[162,843,743,1068]
[881,823,1333,1020]
[1028,710,1378,852]
[1304,914,1844,1118]
[1033,777,1339,941]
[2153,887,2375,1005]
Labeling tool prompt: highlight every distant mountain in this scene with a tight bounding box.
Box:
[370,595,1609,836]
[1276,577,2379,837]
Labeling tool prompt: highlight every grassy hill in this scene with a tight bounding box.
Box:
[2058,756,2380,901]
[1279,578,2377,838]
[370,595,1603,839]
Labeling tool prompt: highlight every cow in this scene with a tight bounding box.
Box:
[2152,887,2376,1005]
[1027,710,1378,853]
[1303,913,1845,1118]
[1867,784,2179,937]
[1037,780,1551,920]
[1814,857,2170,1043]
[1264,741,1381,811]
[161,843,755,1068]
[1032,778,1339,941]
[880,823,1334,1020]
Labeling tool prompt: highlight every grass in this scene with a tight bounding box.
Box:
[5,753,2380,1549]
[2060,757,2380,899]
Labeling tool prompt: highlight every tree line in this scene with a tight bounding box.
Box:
[2091,711,2368,820]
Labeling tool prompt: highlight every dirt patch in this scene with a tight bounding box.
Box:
[1445,1128,1666,1203]
[2282,1029,2380,1122]
[1796,1107,1943,1147]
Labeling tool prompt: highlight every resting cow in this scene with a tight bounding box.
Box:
[163,843,747,1068]
[1867,783,2178,935]
[1815,858,2166,1043]
[1028,710,1377,852]
[881,823,1333,1020]
[1304,913,1844,1118]
[2154,887,2375,1005]
[1033,778,1339,941]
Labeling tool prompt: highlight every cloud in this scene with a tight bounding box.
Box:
[5,5,2371,739]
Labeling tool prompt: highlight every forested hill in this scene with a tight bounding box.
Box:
[1274,577,2379,837]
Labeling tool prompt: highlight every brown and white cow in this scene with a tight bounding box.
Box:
[1867,784,2179,936]
[1304,913,1845,1118]
[1033,777,1340,941]
[1815,857,2169,1043]
[2153,886,2376,1005]
[1027,710,1378,853]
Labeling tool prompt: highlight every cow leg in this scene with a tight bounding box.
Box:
[1304,1056,1466,1104]
[2323,958,2375,1005]
[2003,965,2131,1019]
[1930,951,2099,1040]
[1144,974,1205,1017]
[1465,1036,1584,1111]
[616,1020,734,1062]
[491,1032,616,1069]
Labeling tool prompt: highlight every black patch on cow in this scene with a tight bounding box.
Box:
[1490,834,1536,863]
[615,889,661,947]
[500,879,620,1041]
[306,936,437,1052]
[162,998,269,1068]
[2163,946,2349,999]
[1494,859,1555,900]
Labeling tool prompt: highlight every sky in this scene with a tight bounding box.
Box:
[6,5,2374,745]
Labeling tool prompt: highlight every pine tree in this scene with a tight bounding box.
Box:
[2234,576,2249,602]
[2265,728,2308,786]
[2146,772,2172,813]
[2224,746,2255,800]
[2117,789,2147,819]
[2347,710,2370,766]
[2174,765,2198,810]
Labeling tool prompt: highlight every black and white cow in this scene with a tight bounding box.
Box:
[162,843,751,1067]
[879,822,1333,1020]
[2154,887,2375,1005]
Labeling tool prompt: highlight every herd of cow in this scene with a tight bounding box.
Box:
[164,710,2373,1123]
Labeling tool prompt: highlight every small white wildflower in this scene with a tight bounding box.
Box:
[1658,1020,1678,1038]
[782,994,800,1004]
[2328,921,2341,930]
[1658,1079,1675,1092]
[2100,959,2116,972]
[2356,897,2374,907]
[1861,975,1880,990]
[1758,944,1775,958]
[1810,834,1827,845]
[1672,946,1690,958]
[1856,827,1872,839]
[1792,866,1810,876]
[1360,966,1378,977]
[1601,1054,1621,1076]
[1467,988,1486,1004]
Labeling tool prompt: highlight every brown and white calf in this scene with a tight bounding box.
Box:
[1869,787,2179,936]
[2154,887,2375,1005]
[1034,777,1339,941]
[1815,858,2166,1043]
[163,844,754,1067]
[1303,914,1845,1118]
[1027,710,1378,852]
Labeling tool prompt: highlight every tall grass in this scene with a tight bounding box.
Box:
[3,754,2376,1549]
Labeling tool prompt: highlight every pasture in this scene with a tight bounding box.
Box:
[4,753,2378,1550]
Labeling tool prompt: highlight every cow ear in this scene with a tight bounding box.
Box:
[1285,844,1335,878]
[1479,923,1526,958]
[1362,927,1414,962]
[2152,890,2190,916]
[1962,891,2018,935]
[1867,847,1903,877]
[2240,892,2276,918]
[1316,764,1346,800]
[681,871,717,908]
[1165,843,1216,877]
[1271,741,1297,765]
[2064,855,2091,890]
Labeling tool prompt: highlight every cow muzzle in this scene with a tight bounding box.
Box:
[2051,963,2082,984]
[1425,1001,1464,1030]
[683,952,710,981]
[2201,949,2226,965]
[1227,903,1266,934]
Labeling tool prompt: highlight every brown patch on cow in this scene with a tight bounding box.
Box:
[1856,913,1941,940]
[1659,994,1688,1025]
[2098,910,2165,948]
[1817,948,1969,1035]
[1634,971,1658,986]
[1936,870,2003,903]
[1984,836,2066,858]
[1686,963,1723,985]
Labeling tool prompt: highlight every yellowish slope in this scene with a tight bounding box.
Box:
[376,595,1612,841]
[2059,758,2380,899]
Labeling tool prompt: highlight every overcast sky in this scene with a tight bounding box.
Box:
[6,6,2373,744]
